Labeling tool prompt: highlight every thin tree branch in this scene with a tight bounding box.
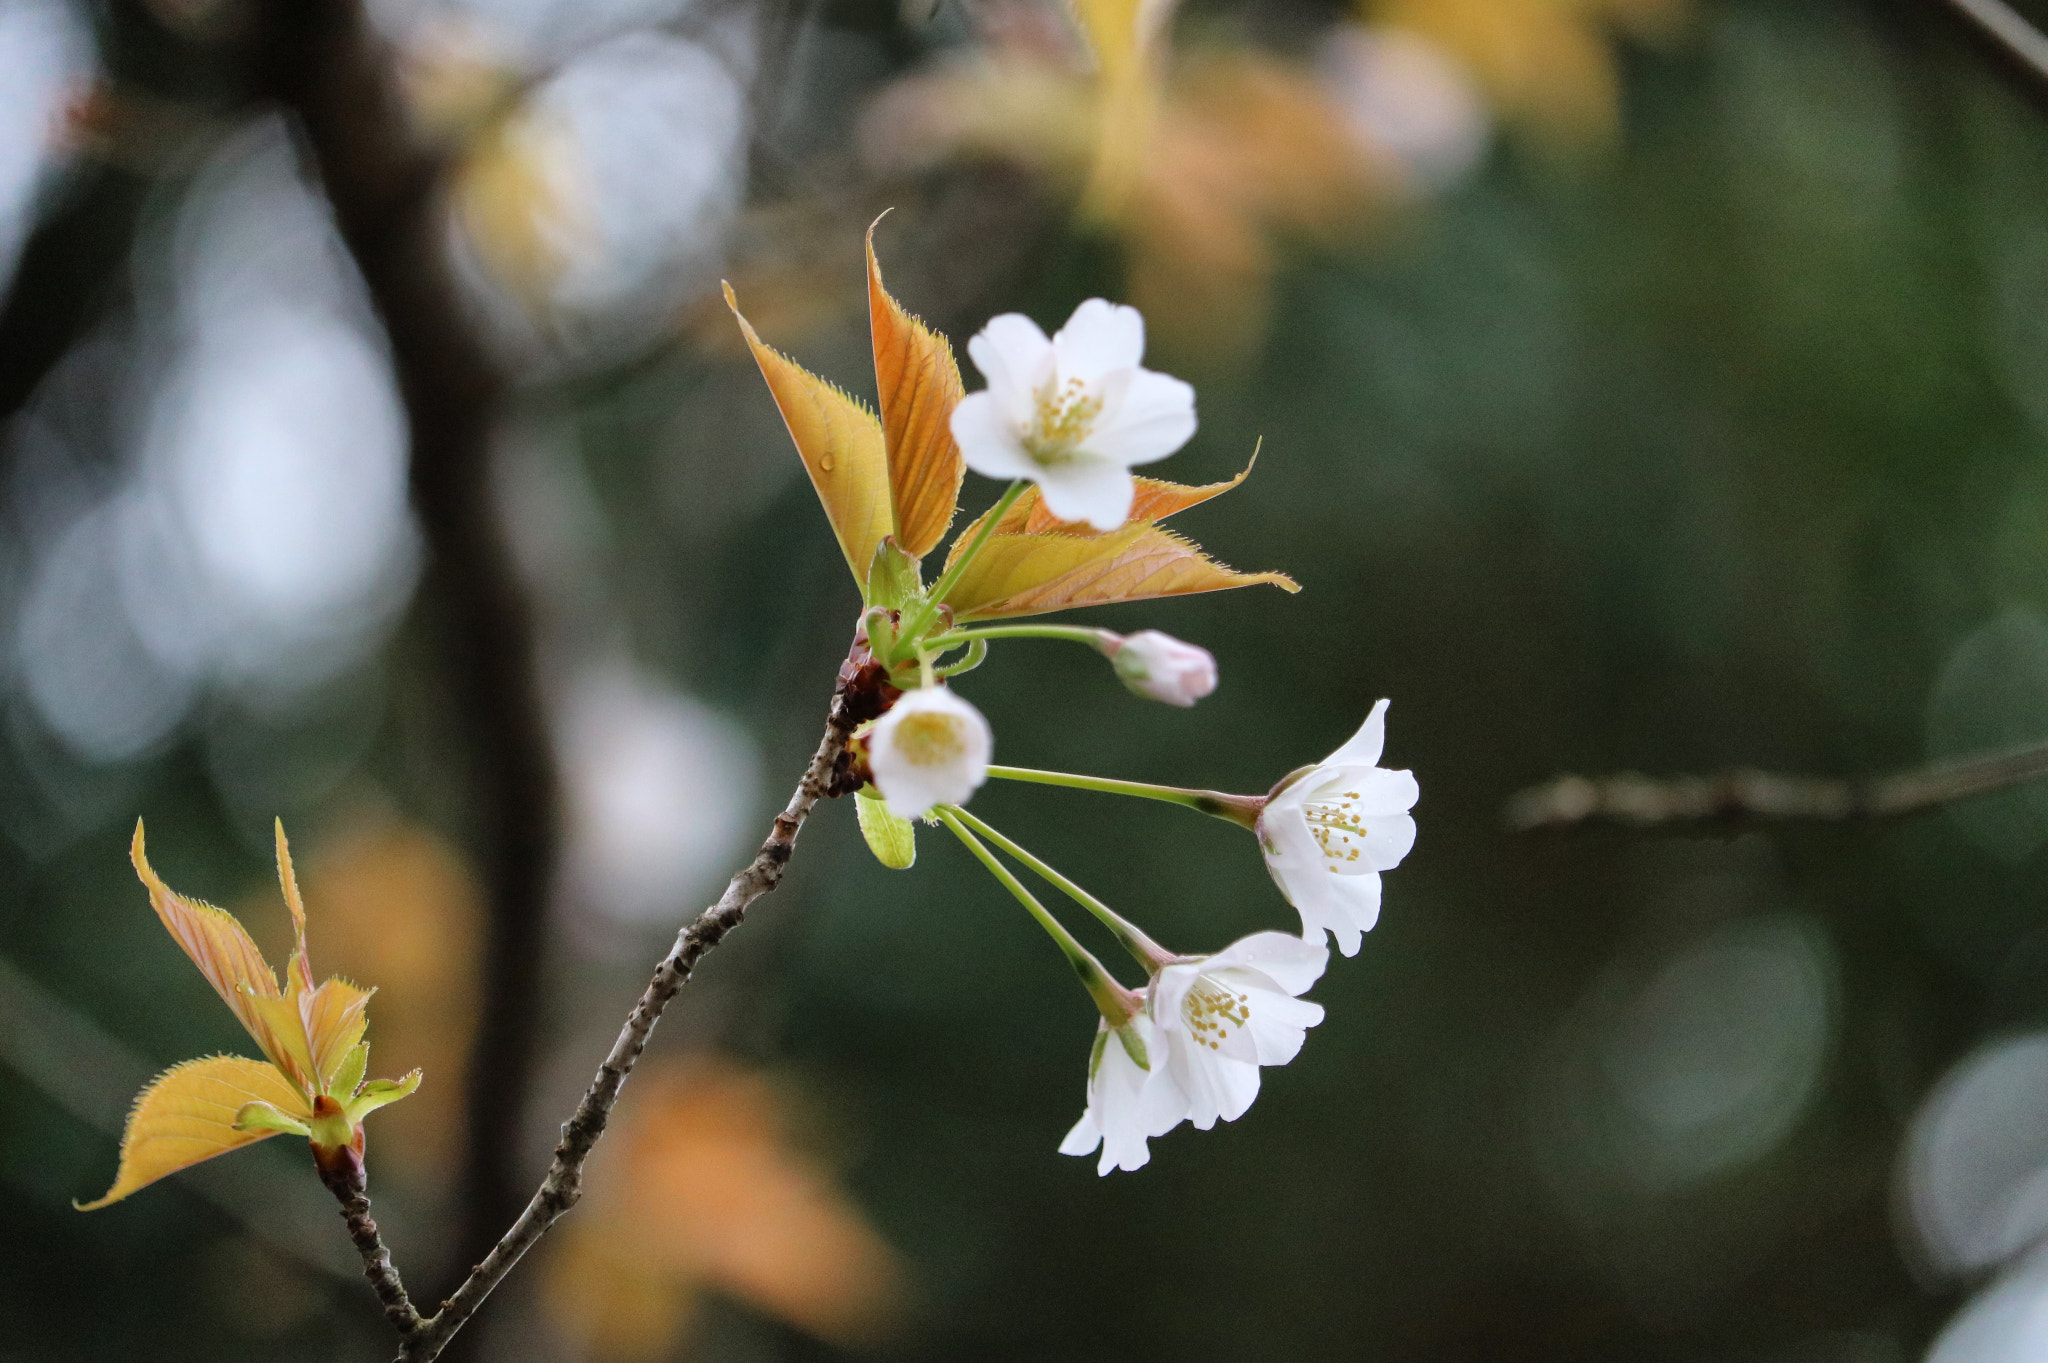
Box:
[1506,737,2048,831]
[259,0,564,1287]
[318,1161,424,1337]
[1946,0,2048,84]
[392,672,863,1363]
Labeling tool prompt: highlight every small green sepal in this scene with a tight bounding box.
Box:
[856,787,918,869]
[865,536,923,612]
[232,1101,311,1138]
[328,1041,369,1100]
[343,1070,423,1125]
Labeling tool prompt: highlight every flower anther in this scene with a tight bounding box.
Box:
[950,299,1197,530]
[867,686,993,819]
[1256,699,1418,957]
[1149,931,1328,1131]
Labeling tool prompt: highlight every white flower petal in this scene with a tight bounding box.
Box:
[867,688,991,819]
[1318,869,1383,954]
[1312,764,1420,816]
[1033,457,1137,530]
[1051,298,1145,381]
[967,313,1054,424]
[1084,368,1196,466]
[1348,810,1414,873]
[1240,989,1325,1066]
[950,391,1038,481]
[1058,1108,1101,1157]
[1205,930,1330,994]
[1209,1056,1263,1125]
[1324,698,1389,767]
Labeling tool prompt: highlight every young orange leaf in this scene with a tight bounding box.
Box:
[76,1055,312,1210]
[942,524,1296,620]
[300,978,375,1091]
[867,224,966,560]
[130,824,284,1059]
[725,282,894,585]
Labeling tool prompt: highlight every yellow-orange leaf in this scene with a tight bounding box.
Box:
[943,524,1296,620]
[867,224,965,560]
[943,461,1258,568]
[76,1056,310,1210]
[130,823,280,1054]
[725,282,894,584]
[302,978,374,1091]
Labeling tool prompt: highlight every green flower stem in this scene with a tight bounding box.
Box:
[925,624,1119,652]
[936,808,1138,1024]
[986,765,1265,829]
[941,805,1174,971]
[894,481,1026,659]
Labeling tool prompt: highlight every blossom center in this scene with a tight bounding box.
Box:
[1181,977,1251,1051]
[1024,376,1103,467]
[1305,794,1370,867]
[893,710,968,768]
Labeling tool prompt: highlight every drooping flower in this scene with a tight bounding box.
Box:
[1148,931,1327,1130]
[1257,698,1418,957]
[78,821,421,1209]
[866,687,993,819]
[949,299,1196,530]
[1058,1012,1188,1175]
[1109,628,1217,706]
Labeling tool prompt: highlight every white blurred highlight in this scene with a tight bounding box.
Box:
[1318,25,1488,194]
[453,28,750,365]
[8,119,418,768]
[1904,1033,2048,1277]
[0,0,92,288]
[556,662,761,929]
[1540,913,1835,1200]
[1926,1252,2048,1363]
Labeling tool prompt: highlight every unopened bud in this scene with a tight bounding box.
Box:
[1109,630,1217,707]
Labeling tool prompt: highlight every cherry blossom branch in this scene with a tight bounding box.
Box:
[1505,737,2048,832]
[317,1162,423,1337]
[389,679,860,1363]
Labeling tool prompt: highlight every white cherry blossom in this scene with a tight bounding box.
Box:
[1110,630,1217,707]
[1058,1013,1189,1175]
[1257,699,1418,957]
[1149,931,1328,1130]
[866,686,992,820]
[949,298,1196,530]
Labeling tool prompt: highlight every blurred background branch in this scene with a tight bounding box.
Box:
[1507,738,2048,830]
[259,0,561,1304]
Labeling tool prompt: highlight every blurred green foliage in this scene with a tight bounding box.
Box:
[11,0,2048,1359]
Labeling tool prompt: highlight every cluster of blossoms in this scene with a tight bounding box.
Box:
[731,226,1420,1174]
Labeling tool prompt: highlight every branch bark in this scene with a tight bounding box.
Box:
[391,676,860,1362]
[319,1158,424,1337]
[259,0,562,1283]
[1506,737,2048,832]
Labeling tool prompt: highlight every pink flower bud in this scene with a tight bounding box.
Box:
[1110,630,1217,707]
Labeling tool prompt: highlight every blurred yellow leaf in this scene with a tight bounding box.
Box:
[943,524,1296,620]
[75,1056,310,1210]
[543,1058,905,1360]
[867,223,966,560]
[1369,0,1686,147]
[453,108,584,309]
[726,282,896,585]
[297,816,482,1183]
[865,45,1384,362]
